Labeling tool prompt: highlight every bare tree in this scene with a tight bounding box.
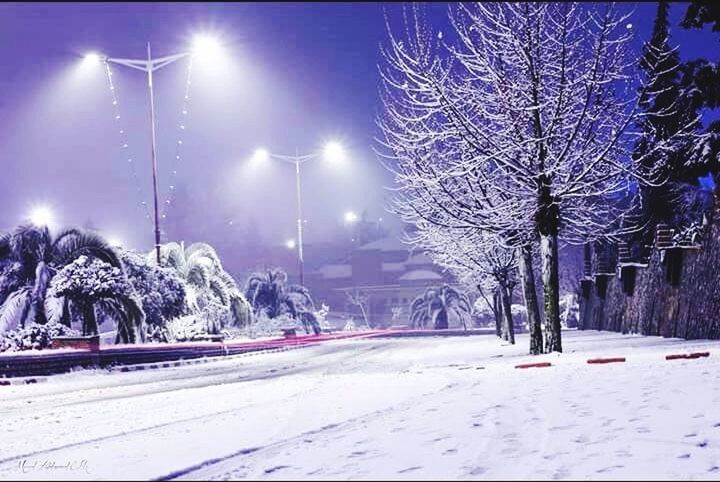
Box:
[346,288,371,329]
[378,3,695,353]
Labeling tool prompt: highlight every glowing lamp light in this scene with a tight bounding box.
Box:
[285,239,297,250]
[191,34,223,60]
[83,52,102,64]
[323,141,345,162]
[28,206,55,228]
[344,211,358,224]
[252,148,270,164]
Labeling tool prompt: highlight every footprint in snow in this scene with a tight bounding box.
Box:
[697,440,708,448]
[684,433,698,438]
[397,466,422,474]
[678,453,691,459]
[466,466,487,476]
[264,465,290,474]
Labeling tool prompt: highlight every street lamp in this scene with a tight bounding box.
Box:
[28,205,55,228]
[84,34,222,264]
[285,239,297,250]
[250,141,346,286]
[344,210,358,225]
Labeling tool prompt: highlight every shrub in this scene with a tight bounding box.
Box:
[0,322,79,352]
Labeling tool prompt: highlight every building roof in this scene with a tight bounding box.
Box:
[398,269,443,282]
[358,236,409,252]
[406,252,434,266]
[317,264,352,279]
[381,262,405,272]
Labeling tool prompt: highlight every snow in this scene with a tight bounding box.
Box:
[381,262,405,272]
[398,269,443,281]
[316,264,351,280]
[405,252,434,266]
[0,330,718,480]
[357,237,408,252]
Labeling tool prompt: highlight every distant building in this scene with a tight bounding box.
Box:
[306,236,460,328]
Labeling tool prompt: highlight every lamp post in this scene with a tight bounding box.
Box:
[85,35,221,264]
[252,142,345,286]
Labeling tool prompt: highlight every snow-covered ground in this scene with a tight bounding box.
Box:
[0,330,718,480]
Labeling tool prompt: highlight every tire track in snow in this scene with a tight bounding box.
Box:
[1,340,388,416]
[158,380,462,480]
[0,341,403,470]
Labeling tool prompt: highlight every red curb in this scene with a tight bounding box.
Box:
[515,362,552,369]
[666,352,710,360]
[587,357,626,364]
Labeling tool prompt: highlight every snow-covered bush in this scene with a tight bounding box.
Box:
[198,298,232,335]
[120,250,187,338]
[50,256,131,301]
[315,303,332,331]
[0,322,78,352]
[343,318,357,332]
[163,315,209,342]
[250,313,298,338]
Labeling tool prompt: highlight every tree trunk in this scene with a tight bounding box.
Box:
[541,232,562,352]
[80,302,98,336]
[518,245,543,354]
[435,309,449,330]
[60,298,72,328]
[537,174,562,353]
[493,290,503,338]
[500,285,515,344]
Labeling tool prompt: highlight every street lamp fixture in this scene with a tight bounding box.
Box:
[28,205,55,228]
[323,141,345,162]
[251,148,270,164]
[344,211,358,224]
[83,52,103,65]
[285,239,297,250]
[250,141,348,286]
[83,34,223,264]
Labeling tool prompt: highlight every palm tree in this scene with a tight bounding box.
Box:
[0,225,121,332]
[151,242,252,333]
[409,284,472,330]
[245,268,320,335]
[47,255,145,343]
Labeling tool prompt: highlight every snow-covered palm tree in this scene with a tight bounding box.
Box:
[48,255,145,343]
[0,225,121,332]
[409,285,472,330]
[245,268,320,335]
[151,242,252,333]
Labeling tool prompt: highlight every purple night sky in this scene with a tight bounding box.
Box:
[0,2,715,253]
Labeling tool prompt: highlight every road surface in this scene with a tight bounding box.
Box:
[0,330,718,480]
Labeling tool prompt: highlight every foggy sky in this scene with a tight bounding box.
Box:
[0,2,713,253]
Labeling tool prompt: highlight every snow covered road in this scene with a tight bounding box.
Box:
[1,330,719,480]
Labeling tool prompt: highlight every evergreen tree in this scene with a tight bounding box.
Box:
[680,2,720,198]
[630,1,698,258]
